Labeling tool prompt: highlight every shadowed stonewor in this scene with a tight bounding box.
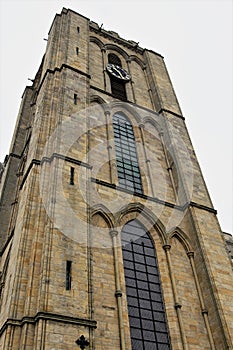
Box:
[0,7,232,350]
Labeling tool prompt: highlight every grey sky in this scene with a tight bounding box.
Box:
[0,0,232,233]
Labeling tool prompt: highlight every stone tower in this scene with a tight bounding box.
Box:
[0,8,232,350]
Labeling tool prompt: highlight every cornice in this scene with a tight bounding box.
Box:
[89,25,144,54]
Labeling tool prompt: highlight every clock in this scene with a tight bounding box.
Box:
[106,64,131,81]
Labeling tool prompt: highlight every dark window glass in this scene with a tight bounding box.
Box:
[113,113,143,194]
[108,53,122,66]
[122,220,171,349]
[74,93,77,105]
[111,79,127,100]
[70,167,74,185]
[65,261,72,290]
[108,54,127,100]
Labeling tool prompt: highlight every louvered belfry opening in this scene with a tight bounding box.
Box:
[108,53,127,100]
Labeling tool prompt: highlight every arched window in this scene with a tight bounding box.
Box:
[108,54,127,100]
[122,220,171,350]
[113,113,143,194]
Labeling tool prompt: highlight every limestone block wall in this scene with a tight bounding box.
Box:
[42,9,89,77]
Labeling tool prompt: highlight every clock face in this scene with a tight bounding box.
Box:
[106,64,131,81]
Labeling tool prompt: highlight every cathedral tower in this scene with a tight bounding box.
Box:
[0,8,232,350]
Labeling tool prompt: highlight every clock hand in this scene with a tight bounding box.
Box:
[119,66,130,80]
[118,70,124,79]
[116,66,125,79]
[112,66,121,77]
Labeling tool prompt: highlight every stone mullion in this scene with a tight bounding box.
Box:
[101,48,107,91]
[126,59,136,103]
[102,48,112,93]
[19,323,32,349]
[110,229,126,350]
[187,251,216,349]
[34,318,47,349]
[142,66,155,109]
[2,324,14,349]
[105,111,117,184]
[139,123,155,197]
[160,131,178,201]
[163,244,189,350]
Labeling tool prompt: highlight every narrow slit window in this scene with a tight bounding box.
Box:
[70,167,74,185]
[66,261,72,290]
[76,47,79,55]
[74,93,77,105]
[77,26,80,33]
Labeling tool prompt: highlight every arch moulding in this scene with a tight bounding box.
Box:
[167,227,193,252]
[115,202,167,245]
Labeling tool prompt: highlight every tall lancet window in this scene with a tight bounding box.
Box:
[108,53,127,100]
[122,220,171,350]
[113,112,143,194]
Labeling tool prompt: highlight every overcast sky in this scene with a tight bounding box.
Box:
[0,0,232,233]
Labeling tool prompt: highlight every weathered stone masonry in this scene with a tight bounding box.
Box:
[0,7,232,350]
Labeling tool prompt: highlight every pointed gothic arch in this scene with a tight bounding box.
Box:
[116,202,167,245]
[90,204,115,229]
[168,227,193,252]
[90,95,107,108]
[129,55,145,69]
[143,116,162,134]
[111,103,142,124]
[90,36,104,50]
[105,44,129,60]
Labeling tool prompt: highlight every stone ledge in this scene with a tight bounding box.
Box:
[91,177,218,215]
[0,312,97,336]
[31,64,91,107]
[19,155,92,190]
